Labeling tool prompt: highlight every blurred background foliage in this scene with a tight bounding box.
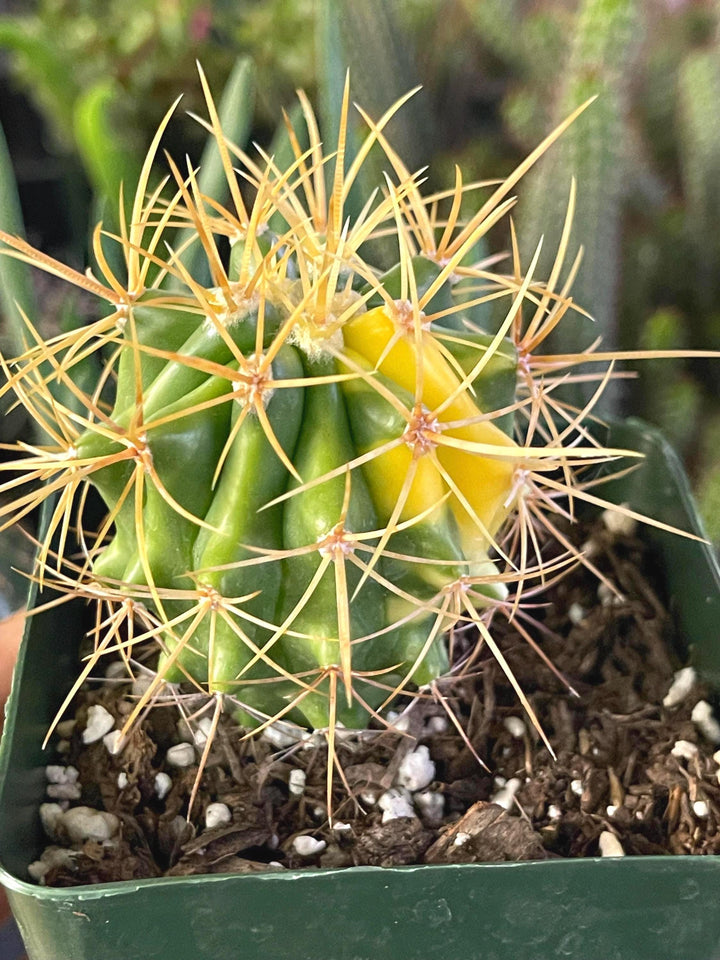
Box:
[1,0,720,548]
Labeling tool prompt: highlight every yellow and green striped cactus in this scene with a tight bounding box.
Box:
[0,74,652,743]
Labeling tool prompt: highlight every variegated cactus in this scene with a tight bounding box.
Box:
[1,73,704,790]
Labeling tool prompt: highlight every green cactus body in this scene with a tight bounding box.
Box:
[0,80,567,739]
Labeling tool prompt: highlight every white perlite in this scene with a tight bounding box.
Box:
[62,807,120,844]
[425,715,449,734]
[570,779,583,797]
[131,674,154,698]
[292,835,326,857]
[490,777,521,811]
[692,700,720,744]
[414,789,445,821]
[693,800,710,819]
[39,803,65,841]
[503,716,526,739]
[378,788,416,823]
[453,832,471,847]
[288,769,306,797]
[386,710,411,733]
[45,765,79,785]
[332,821,352,834]
[262,721,299,750]
[117,773,129,790]
[55,719,76,738]
[547,804,562,820]
[205,803,232,830]
[671,739,699,761]
[28,846,77,883]
[601,507,637,537]
[396,746,435,792]
[103,729,126,756]
[82,704,115,744]
[193,716,215,747]
[598,831,625,857]
[166,743,196,767]
[104,660,130,680]
[154,772,172,800]
[568,603,585,625]
[46,783,81,801]
[663,667,697,708]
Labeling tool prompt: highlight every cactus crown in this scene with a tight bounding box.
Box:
[0,71,703,813]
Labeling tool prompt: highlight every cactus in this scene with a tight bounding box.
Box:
[0,73,710,807]
[517,0,641,384]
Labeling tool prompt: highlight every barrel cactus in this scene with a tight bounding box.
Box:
[0,75,681,766]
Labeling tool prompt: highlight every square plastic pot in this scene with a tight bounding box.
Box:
[2,418,720,960]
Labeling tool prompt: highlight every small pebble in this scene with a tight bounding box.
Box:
[663,667,697,708]
[117,773,129,790]
[378,788,416,823]
[82,705,115,745]
[359,791,377,806]
[503,716,525,739]
[693,800,710,819]
[332,821,352,834]
[491,777,521,811]
[598,831,625,857]
[493,776,506,789]
[166,743,196,767]
[601,507,637,537]
[568,602,585,625]
[205,803,232,830]
[396,746,435,792]
[671,739,698,761]
[154,772,172,800]
[606,805,618,817]
[288,769,306,797]
[103,730,126,756]
[692,700,720,744]
[293,835,326,857]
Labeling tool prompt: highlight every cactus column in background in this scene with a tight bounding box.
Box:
[517,0,641,403]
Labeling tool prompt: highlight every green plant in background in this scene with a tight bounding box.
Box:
[4,69,703,813]
[0,0,315,226]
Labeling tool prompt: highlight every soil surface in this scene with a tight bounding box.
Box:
[34,516,720,885]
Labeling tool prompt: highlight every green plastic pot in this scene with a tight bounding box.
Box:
[1,419,720,960]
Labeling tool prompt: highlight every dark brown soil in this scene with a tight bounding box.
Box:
[36,517,720,886]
